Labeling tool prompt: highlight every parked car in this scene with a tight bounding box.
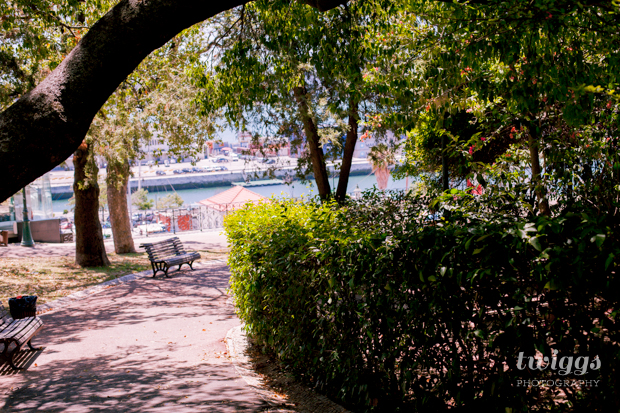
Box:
[214,157,228,163]
[173,169,183,174]
[133,222,166,234]
[181,168,192,173]
[217,166,228,171]
[156,170,166,175]
[263,158,276,164]
[192,167,203,172]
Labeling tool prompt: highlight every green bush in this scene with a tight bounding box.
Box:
[225,192,620,412]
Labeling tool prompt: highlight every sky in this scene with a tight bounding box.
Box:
[217,127,237,143]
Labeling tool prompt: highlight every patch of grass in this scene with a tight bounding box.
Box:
[0,250,228,305]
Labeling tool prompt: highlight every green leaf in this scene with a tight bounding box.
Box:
[464,236,475,250]
[529,237,542,251]
[544,280,559,291]
[590,234,606,247]
[605,253,614,270]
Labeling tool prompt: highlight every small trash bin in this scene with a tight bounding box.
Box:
[0,230,8,246]
[8,295,37,319]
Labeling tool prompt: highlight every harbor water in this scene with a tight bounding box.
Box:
[51,173,411,215]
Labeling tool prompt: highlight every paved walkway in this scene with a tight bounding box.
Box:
[0,230,229,258]
[0,261,268,412]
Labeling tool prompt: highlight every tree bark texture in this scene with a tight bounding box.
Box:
[293,86,331,200]
[73,142,110,267]
[334,99,359,203]
[106,159,135,254]
[527,127,551,217]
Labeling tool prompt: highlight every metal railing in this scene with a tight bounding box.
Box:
[128,201,264,238]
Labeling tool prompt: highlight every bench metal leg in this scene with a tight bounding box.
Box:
[27,339,37,351]
[1,343,23,370]
[152,262,169,278]
[177,261,195,272]
[7,349,22,370]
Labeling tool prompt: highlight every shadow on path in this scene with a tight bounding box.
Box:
[0,263,267,412]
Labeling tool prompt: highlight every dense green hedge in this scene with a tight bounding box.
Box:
[225,192,620,411]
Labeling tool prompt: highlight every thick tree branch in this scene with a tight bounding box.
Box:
[0,0,248,201]
[0,0,349,202]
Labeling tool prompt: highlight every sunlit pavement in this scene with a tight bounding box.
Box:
[0,261,270,412]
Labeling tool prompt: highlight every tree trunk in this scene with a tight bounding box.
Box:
[335,99,359,203]
[527,126,551,217]
[73,142,110,267]
[0,0,345,202]
[293,86,331,200]
[106,159,135,254]
[442,134,449,191]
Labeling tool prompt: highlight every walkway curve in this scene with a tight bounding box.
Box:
[0,261,268,412]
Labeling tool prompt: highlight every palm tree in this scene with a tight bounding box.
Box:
[368,143,396,191]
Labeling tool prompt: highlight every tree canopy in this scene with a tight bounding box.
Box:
[0,0,618,205]
[196,0,395,200]
[360,0,619,214]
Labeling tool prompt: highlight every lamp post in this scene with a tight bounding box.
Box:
[21,187,35,247]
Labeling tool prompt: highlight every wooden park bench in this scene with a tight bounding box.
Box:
[0,303,43,370]
[140,237,201,277]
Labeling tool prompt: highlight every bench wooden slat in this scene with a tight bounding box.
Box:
[0,303,44,370]
[140,237,201,277]
[0,318,42,346]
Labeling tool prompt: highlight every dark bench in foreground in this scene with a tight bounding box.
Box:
[140,237,201,277]
[0,304,43,370]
